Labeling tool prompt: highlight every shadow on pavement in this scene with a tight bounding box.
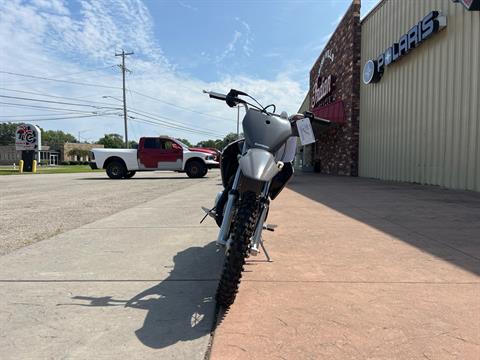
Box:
[288,173,480,276]
[68,241,223,349]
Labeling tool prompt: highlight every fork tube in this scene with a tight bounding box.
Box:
[217,168,241,244]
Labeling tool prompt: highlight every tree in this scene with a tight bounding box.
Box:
[0,123,17,146]
[42,130,77,148]
[196,133,241,151]
[97,133,124,148]
[221,133,241,149]
[196,139,222,149]
[128,140,138,149]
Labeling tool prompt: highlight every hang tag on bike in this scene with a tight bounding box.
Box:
[297,118,315,145]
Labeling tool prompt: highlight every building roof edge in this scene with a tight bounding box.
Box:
[361,0,386,24]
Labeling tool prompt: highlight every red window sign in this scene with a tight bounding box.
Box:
[311,100,346,124]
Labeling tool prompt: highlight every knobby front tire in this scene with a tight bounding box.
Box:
[216,191,258,308]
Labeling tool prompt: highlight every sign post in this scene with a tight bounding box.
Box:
[15,124,41,173]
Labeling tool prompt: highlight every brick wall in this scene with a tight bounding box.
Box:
[309,0,361,176]
[0,145,21,165]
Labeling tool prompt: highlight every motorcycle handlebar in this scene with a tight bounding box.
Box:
[203,90,331,126]
[203,90,227,101]
[203,89,247,108]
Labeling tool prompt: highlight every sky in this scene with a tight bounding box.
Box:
[0,0,378,144]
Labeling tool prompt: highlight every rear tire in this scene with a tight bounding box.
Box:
[216,191,259,308]
[186,160,207,178]
[124,171,136,179]
[106,161,127,179]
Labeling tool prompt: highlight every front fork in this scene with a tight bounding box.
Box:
[216,168,241,246]
[216,169,271,250]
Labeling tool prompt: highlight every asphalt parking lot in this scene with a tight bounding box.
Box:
[0,170,220,255]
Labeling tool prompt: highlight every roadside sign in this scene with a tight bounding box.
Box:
[15,124,41,151]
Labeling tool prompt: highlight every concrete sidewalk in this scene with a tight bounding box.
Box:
[210,174,480,360]
[0,173,223,359]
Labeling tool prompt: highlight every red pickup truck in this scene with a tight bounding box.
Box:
[90,136,220,179]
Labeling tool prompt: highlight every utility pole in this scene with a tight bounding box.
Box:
[115,49,134,148]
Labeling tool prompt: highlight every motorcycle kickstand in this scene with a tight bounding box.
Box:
[259,237,272,262]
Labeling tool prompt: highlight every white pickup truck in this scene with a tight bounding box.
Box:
[90,136,219,179]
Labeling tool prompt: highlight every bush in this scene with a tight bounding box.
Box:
[60,161,69,166]
[69,161,79,165]
[82,161,89,165]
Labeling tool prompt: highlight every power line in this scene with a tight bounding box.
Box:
[129,110,224,137]
[0,113,119,123]
[0,102,115,114]
[130,117,226,138]
[0,71,121,90]
[0,94,121,109]
[130,89,231,121]
[131,113,224,137]
[0,87,120,107]
[1,70,232,122]
[0,95,223,136]
[0,112,93,118]
[0,66,117,86]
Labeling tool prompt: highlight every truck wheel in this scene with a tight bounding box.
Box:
[106,161,127,179]
[186,160,207,178]
[124,171,136,179]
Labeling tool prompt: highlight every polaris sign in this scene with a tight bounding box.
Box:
[363,11,447,85]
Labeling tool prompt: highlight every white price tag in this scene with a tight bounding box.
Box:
[296,118,315,145]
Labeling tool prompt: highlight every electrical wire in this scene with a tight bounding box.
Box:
[0,112,93,118]
[131,113,225,137]
[0,102,114,114]
[0,113,119,123]
[128,107,221,134]
[0,87,121,107]
[130,117,227,138]
[129,110,224,137]
[0,94,121,109]
[2,66,116,81]
[130,89,231,121]
[0,97,223,137]
[0,71,122,90]
[1,70,234,122]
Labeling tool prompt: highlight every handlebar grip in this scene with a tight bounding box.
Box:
[209,92,227,101]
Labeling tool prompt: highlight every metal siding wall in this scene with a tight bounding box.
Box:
[360,0,480,191]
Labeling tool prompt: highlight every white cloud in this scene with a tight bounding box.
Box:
[177,1,198,12]
[31,0,70,15]
[0,0,305,144]
[216,30,243,63]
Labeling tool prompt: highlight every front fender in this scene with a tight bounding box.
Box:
[238,148,282,182]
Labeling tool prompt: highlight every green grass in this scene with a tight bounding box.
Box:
[0,165,102,175]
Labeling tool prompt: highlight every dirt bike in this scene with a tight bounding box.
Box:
[202,89,329,308]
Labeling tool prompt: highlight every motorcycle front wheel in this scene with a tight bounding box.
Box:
[216,191,259,308]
